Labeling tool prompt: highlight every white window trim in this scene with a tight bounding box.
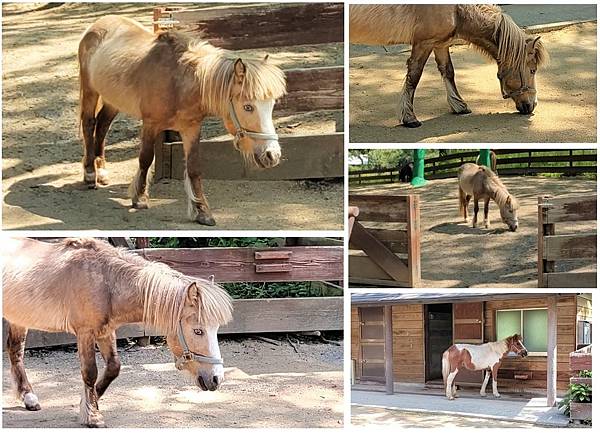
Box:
[496,307,548,356]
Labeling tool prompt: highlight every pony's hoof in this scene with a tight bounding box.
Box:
[403,120,422,128]
[494,394,502,399]
[480,394,487,398]
[96,169,109,186]
[132,198,149,209]
[195,213,216,226]
[454,107,472,115]
[85,421,106,428]
[24,392,41,411]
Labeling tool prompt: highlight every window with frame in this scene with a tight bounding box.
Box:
[577,320,592,348]
[496,308,548,356]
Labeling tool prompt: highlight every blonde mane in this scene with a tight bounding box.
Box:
[178,37,287,117]
[480,166,518,210]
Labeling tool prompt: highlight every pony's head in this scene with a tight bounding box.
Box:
[495,14,548,114]
[505,334,528,357]
[498,193,518,232]
[224,57,287,169]
[165,280,233,391]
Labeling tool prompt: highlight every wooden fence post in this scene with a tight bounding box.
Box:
[384,305,394,395]
[407,195,421,287]
[547,295,558,407]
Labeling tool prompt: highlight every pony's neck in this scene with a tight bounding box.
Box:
[456,6,501,61]
[490,339,509,356]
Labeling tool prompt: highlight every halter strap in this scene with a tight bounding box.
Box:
[228,100,279,142]
[497,66,534,99]
[174,320,223,370]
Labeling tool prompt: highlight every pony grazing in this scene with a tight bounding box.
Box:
[458,163,519,231]
[442,334,527,400]
[350,4,548,127]
[78,15,287,225]
[2,238,233,427]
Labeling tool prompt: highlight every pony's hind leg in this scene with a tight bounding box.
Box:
[6,323,41,411]
[77,332,105,427]
[434,47,471,115]
[445,369,458,400]
[480,369,491,397]
[483,197,491,228]
[93,103,119,186]
[80,88,100,188]
[472,197,479,228]
[181,126,216,226]
[95,331,120,399]
[129,124,160,209]
[399,43,434,128]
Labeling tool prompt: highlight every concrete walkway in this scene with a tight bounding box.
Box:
[502,4,597,27]
[352,390,570,427]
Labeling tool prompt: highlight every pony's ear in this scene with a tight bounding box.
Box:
[506,196,512,206]
[186,282,200,307]
[234,58,246,82]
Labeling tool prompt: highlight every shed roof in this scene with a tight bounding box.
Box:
[351,291,576,305]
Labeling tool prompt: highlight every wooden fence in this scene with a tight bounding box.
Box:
[349,150,597,184]
[538,194,597,288]
[348,194,421,287]
[6,245,344,349]
[152,3,344,181]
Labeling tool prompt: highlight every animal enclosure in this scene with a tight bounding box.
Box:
[348,194,421,287]
[152,3,344,182]
[538,194,597,288]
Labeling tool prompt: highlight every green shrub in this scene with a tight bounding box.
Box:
[558,370,592,418]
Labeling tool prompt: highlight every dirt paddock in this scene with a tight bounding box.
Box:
[2,336,343,428]
[350,22,597,143]
[2,3,343,230]
[351,176,597,288]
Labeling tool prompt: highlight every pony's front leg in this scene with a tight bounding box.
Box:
[181,126,216,226]
[95,332,120,399]
[6,323,41,411]
[77,332,105,427]
[434,46,471,115]
[483,197,491,228]
[130,125,160,209]
[480,370,491,397]
[472,198,479,228]
[399,43,433,128]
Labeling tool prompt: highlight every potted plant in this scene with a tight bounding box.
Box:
[558,370,592,424]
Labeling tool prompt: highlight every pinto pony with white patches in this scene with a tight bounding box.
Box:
[2,238,233,427]
[79,15,286,225]
[442,334,527,400]
[458,162,519,231]
[350,4,548,127]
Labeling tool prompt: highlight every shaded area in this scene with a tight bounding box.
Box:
[2,338,343,428]
[351,176,597,288]
[2,3,343,229]
[349,21,597,143]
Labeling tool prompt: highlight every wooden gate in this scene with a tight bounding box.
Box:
[348,194,421,287]
[538,194,597,288]
[152,3,344,181]
[453,302,484,385]
[357,307,386,382]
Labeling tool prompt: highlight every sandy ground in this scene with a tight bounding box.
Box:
[2,336,343,428]
[349,22,597,143]
[351,405,551,428]
[350,176,597,288]
[1,3,343,230]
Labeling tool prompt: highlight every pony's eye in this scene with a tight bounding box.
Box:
[530,69,536,75]
[193,329,204,336]
[243,104,254,112]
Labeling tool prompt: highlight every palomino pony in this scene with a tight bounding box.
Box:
[458,163,519,231]
[79,16,287,225]
[350,5,548,127]
[2,238,233,427]
[442,334,528,400]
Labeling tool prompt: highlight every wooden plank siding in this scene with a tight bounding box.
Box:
[391,304,425,382]
[484,295,577,391]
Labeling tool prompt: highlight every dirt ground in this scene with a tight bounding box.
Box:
[351,176,597,288]
[351,405,550,428]
[2,336,343,428]
[349,22,597,143]
[1,3,343,230]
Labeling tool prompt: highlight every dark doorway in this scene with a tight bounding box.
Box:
[425,303,453,381]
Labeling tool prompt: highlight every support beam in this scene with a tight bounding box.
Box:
[547,295,558,407]
[384,305,394,395]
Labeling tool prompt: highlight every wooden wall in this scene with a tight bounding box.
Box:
[484,295,577,391]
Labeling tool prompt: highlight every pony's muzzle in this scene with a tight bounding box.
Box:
[517,100,536,115]
[254,141,281,169]
[197,372,223,391]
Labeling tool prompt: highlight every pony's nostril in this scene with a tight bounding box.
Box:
[212,375,220,386]
[266,151,274,162]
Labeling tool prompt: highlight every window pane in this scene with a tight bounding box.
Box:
[361,324,383,340]
[523,309,547,353]
[497,310,521,340]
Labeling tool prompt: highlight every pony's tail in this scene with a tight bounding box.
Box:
[442,350,450,387]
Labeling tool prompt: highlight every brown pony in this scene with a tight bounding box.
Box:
[442,334,527,400]
[79,16,286,225]
[458,162,519,231]
[2,238,233,427]
[350,4,548,127]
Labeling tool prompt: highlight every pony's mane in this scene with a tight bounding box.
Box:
[57,238,233,334]
[458,4,548,70]
[480,166,519,210]
[163,31,286,117]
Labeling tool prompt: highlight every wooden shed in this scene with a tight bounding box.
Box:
[351,292,592,406]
